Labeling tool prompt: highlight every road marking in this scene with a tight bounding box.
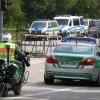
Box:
[22,88,72,97]
[70,89,100,93]
[3,97,32,100]
[88,98,98,100]
[2,87,100,99]
[22,86,100,96]
[23,82,100,93]
[19,87,100,97]
[2,88,72,99]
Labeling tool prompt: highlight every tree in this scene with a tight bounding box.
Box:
[22,0,48,24]
[4,0,25,29]
[4,0,100,31]
[68,0,100,18]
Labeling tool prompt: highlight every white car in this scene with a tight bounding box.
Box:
[44,37,100,85]
[83,19,100,35]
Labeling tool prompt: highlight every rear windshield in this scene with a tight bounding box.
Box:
[53,44,93,55]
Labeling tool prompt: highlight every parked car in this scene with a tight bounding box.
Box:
[44,37,100,85]
[88,20,100,38]
[28,19,59,37]
[83,19,100,38]
[25,19,59,41]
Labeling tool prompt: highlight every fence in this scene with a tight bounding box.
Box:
[15,33,61,57]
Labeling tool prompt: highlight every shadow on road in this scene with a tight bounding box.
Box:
[27,79,100,88]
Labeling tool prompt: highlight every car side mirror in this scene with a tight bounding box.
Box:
[96,52,100,56]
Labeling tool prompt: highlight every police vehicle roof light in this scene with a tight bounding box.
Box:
[63,37,96,44]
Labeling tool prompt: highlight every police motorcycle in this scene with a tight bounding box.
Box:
[0,45,30,97]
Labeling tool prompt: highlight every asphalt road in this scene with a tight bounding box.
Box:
[1,58,100,100]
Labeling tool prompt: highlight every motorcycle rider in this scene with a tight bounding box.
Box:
[0,33,30,83]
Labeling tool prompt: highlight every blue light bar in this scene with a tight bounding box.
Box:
[63,36,96,44]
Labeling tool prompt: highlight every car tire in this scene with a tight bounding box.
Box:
[96,73,100,86]
[44,74,54,85]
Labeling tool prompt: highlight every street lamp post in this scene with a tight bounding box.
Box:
[0,0,3,42]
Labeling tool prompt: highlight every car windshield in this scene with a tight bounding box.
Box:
[53,44,93,55]
[56,19,69,25]
[31,22,47,28]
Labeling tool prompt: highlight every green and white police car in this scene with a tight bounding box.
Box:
[44,37,100,85]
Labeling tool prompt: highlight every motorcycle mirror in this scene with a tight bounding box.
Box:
[25,51,29,55]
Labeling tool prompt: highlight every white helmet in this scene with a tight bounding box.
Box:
[2,33,12,42]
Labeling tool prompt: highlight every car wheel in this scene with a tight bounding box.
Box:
[44,74,54,85]
[96,73,100,86]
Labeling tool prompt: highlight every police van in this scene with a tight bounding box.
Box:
[54,15,85,35]
[83,19,100,35]
[28,19,59,38]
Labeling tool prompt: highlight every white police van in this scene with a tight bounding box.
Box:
[54,15,85,34]
[83,19,100,34]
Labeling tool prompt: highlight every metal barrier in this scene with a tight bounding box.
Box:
[15,33,61,57]
[14,31,100,58]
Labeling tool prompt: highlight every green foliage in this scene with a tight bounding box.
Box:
[4,0,100,33]
[4,0,25,29]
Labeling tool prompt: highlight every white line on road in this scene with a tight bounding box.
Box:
[69,89,100,93]
[2,88,72,100]
[23,88,100,97]
[22,88,72,97]
[88,98,98,100]
[2,97,32,100]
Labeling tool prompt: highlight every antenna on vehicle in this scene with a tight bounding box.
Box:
[76,38,77,45]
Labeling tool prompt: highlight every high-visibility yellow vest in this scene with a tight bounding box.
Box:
[0,42,16,61]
